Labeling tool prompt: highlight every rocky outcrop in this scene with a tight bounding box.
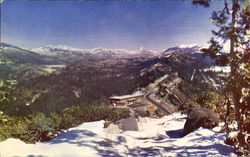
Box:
[182,108,219,137]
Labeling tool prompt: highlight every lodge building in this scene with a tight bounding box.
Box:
[109,93,144,107]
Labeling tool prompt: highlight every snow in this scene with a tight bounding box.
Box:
[0,113,236,157]
[90,47,138,55]
[30,45,157,56]
[31,45,83,53]
[178,44,200,49]
[163,44,204,55]
[203,66,231,73]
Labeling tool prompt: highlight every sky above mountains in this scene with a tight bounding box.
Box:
[1,0,224,51]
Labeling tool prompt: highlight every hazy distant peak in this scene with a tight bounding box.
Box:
[45,45,83,51]
[89,47,138,55]
[1,42,17,49]
[1,42,31,52]
[30,44,160,58]
[163,44,203,55]
[30,45,84,55]
[139,46,144,52]
[178,44,201,48]
[138,46,159,55]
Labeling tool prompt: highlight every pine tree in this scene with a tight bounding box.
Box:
[193,0,249,154]
[193,0,249,129]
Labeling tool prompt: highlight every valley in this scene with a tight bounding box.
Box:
[0,42,223,116]
[0,42,243,156]
[1,0,249,155]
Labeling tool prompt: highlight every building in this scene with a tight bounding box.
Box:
[109,93,144,107]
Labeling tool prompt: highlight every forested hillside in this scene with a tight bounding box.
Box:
[0,43,223,116]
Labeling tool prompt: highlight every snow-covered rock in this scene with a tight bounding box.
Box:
[119,117,139,131]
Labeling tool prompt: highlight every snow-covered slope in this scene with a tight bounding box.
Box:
[162,44,215,65]
[0,113,235,157]
[204,66,231,73]
[163,44,203,55]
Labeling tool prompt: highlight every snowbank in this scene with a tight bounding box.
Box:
[0,113,235,157]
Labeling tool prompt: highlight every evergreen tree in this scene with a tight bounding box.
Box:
[193,0,249,154]
[193,0,249,130]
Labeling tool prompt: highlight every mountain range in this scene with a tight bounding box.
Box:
[0,42,223,116]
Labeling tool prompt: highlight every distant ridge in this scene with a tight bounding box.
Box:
[30,45,159,57]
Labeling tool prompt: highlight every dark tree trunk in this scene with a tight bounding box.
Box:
[224,95,231,132]
[230,0,242,132]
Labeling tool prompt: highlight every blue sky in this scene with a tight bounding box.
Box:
[1,0,223,51]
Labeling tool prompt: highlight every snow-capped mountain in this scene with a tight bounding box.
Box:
[161,44,215,64]
[1,42,222,117]
[30,45,88,56]
[0,42,67,65]
[0,42,160,65]
[162,44,203,55]
[30,45,159,58]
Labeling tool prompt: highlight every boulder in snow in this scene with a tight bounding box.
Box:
[119,117,138,131]
[105,124,122,134]
[182,108,219,137]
